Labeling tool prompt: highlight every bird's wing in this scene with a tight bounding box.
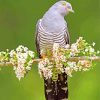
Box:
[35,19,41,57]
[64,24,70,44]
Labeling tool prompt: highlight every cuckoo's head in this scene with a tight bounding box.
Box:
[52,1,74,16]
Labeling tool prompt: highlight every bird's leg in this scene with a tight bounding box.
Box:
[44,78,57,100]
[57,73,68,100]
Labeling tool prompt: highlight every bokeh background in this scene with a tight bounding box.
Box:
[0,0,100,100]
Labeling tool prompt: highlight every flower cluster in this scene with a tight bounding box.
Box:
[38,58,53,79]
[38,37,100,80]
[0,49,9,62]
[9,45,35,80]
[0,45,35,80]
[0,37,99,81]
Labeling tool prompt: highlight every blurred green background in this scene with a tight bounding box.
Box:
[0,0,100,100]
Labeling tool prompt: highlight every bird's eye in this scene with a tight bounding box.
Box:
[67,5,71,9]
[61,1,66,6]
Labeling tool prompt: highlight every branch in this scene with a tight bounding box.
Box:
[0,56,100,67]
[0,62,12,67]
[0,37,99,80]
[66,56,100,62]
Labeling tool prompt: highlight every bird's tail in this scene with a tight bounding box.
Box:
[44,73,68,100]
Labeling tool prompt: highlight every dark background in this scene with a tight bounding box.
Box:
[0,0,100,100]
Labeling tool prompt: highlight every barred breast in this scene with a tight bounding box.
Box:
[38,19,67,51]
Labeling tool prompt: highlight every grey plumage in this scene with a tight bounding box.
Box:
[36,19,70,54]
[35,1,74,100]
[35,1,73,56]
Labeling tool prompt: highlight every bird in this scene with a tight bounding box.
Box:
[35,0,74,100]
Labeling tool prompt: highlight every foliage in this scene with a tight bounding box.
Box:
[0,45,35,80]
[0,37,99,81]
[38,37,100,81]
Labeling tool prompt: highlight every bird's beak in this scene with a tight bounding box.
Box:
[65,6,74,13]
[69,9,74,13]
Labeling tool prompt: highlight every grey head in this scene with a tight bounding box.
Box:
[41,1,74,33]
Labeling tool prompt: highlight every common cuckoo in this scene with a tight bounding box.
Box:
[35,1,74,100]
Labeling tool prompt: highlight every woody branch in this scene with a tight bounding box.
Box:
[0,56,100,67]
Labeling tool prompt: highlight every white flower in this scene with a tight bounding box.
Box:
[58,68,64,73]
[0,38,98,81]
[0,51,6,55]
[92,42,95,46]
[38,58,50,68]
[71,43,77,50]
[65,44,70,49]
[89,48,95,53]
[16,53,28,64]
[78,66,83,71]
[73,67,78,71]
[38,59,48,68]
[48,65,53,68]
[28,51,34,58]
[16,45,24,52]
[38,58,53,79]
[70,52,76,57]
[71,43,79,53]
[27,60,33,66]
[9,45,34,80]
[40,49,46,56]
[42,68,52,79]
[38,70,43,78]
[38,62,44,78]
[24,47,28,52]
[66,62,78,72]
[54,57,60,64]
[83,68,89,71]
[67,62,76,68]
[97,51,100,54]
[38,61,45,70]
[56,63,63,68]
[78,60,91,68]
[64,67,73,77]
[13,66,17,70]
[10,58,17,65]
[83,52,85,55]
[76,37,83,43]
[17,56,26,64]
[15,64,26,80]
[60,55,66,62]
[16,45,29,53]
[85,48,88,52]
[38,58,51,70]
[10,50,16,57]
[44,58,50,64]
[53,43,59,51]
[26,66,31,71]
